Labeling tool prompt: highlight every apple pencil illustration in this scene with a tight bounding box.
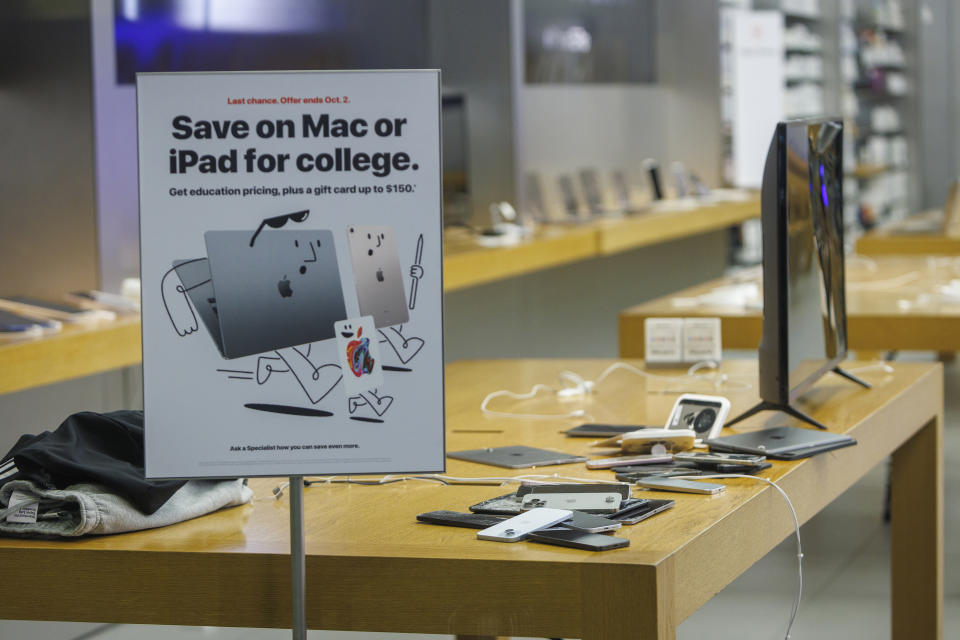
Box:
[409,234,423,310]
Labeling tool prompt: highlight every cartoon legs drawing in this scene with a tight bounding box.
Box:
[378,326,425,366]
[347,388,394,423]
[254,345,342,404]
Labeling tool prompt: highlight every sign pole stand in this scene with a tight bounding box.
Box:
[290,475,307,640]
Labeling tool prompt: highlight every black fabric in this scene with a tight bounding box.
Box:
[1,410,186,515]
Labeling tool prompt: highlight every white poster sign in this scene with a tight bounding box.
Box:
[728,10,784,188]
[137,71,444,479]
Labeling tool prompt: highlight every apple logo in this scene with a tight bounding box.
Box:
[376,268,384,283]
[277,275,293,298]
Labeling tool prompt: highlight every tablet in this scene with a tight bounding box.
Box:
[705,425,856,460]
[447,445,588,469]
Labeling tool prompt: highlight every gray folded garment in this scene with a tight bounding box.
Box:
[0,478,253,537]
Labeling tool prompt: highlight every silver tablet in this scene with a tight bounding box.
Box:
[447,445,588,469]
[347,225,409,328]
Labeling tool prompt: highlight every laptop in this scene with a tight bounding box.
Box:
[705,425,856,460]
[172,229,347,359]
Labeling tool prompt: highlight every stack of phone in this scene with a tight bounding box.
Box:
[602,451,770,485]
[418,495,675,551]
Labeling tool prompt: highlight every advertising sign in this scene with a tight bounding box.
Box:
[137,71,443,478]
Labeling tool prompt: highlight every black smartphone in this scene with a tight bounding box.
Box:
[417,510,506,529]
[528,529,630,551]
[469,492,523,515]
[713,461,772,474]
[609,498,675,525]
[565,424,650,438]
[645,161,664,200]
[0,310,44,332]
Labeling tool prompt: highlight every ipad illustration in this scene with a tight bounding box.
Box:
[347,226,409,328]
[202,229,347,359]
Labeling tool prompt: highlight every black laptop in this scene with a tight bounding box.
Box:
[705,425,856,460]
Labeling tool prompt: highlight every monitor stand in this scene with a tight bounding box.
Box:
[726,367,872,430]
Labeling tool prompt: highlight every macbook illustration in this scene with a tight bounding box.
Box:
[346,226,409,328]
[171,229,347,359]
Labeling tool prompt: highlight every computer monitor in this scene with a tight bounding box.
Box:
[728,118,869,430]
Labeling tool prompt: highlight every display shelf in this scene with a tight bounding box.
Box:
[0,317,142,396]
[619,255,960,355]
[848,163,892,179]
[445,195,760,290]
[783,11,821,21]
[443,224,597,292]
[856,212,960,255]
[854,20,905,35]
[593,197,760,256]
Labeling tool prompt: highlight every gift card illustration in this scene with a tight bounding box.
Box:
[334,316,384,394]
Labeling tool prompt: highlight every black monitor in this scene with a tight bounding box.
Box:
[728,118,869,430]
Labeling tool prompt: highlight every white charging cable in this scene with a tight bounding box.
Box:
[270,472,627,498]
[673,474,803,640]
[480,384,591,420]
[480,361,752,421]
[846,270,920,292]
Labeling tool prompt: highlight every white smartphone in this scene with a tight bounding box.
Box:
[635,477,725,495]
[586,454,674,469]
[477,508,573,542]
[521,492,623,514]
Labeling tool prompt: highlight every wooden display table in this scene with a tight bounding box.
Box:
[443,224,597,291]
[443,195,760,291]
[0,358,942,639]
[0,317,141,395]
[619,256,960,356]
[856,209,960,256]
[594,197,760,256]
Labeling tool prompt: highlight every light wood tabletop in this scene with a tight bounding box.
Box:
[856,209,960,256]
[0,316,141,395]
[0,358,942,639]
[620,255,960,356]
[443,195,759,291]
[443,224,598,291]
[594,197,760,256]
